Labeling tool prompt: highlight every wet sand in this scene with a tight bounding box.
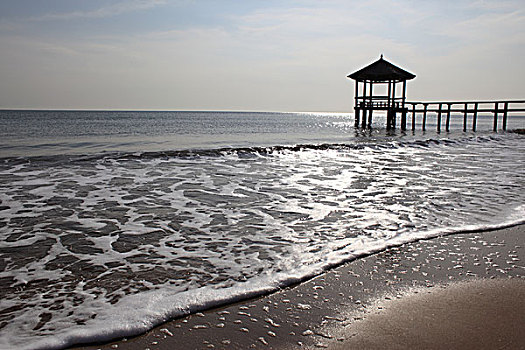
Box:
[328,278,525,350]
[73,224,525,350]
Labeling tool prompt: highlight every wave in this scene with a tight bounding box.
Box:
[23,210,525,350]
[1,132,519,167]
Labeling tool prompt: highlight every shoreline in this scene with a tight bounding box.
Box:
[72,223,525,350]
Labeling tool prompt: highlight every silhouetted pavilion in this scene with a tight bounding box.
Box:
[348,55,415,129]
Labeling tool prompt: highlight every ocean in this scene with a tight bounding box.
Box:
[0,110,524,349]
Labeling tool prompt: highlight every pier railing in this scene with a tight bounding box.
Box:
[357,101,404,109]
[404,100,525,132]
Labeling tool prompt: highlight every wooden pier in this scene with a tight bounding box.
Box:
[403,100,525,132]
[347,56,525,132]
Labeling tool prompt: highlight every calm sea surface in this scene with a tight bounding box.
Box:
[0,110,524,349]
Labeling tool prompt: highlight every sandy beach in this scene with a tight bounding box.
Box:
[71,224,525,350]
[329,278,525,350]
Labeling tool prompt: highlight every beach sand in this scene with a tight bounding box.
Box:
[73,224,525,350]
[328,278,525,350]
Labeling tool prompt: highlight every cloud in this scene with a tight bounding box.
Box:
[438,7,525,42]
[31,0,167,21]
[1,0,524,110]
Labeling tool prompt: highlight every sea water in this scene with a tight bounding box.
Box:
[0,110,524,349]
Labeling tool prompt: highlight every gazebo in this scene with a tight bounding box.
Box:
[347,55,416,129]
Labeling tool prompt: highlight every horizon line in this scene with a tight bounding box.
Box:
[0,108,353,114]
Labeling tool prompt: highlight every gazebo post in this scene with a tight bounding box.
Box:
[402,80,406,107]
[363,80,367,105]
[354,81,360,127]
[392,82,397,128]
[401,81,407,130]
[386,80,392,108]
[392,81,396,107]
[368,81,374,127]
[362,81,368,128]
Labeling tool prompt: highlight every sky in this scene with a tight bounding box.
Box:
[0,0,524,112]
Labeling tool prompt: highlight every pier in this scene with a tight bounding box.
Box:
[348,56,524,131]
[404,100,525,132]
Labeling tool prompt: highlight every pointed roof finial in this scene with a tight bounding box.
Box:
[380,54,383,59]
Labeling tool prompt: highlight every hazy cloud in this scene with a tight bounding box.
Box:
[0,0,523,110]
[31,0,167,21]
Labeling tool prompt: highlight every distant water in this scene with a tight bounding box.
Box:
[0,110,524,349]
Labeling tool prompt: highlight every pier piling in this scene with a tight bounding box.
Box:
[446,104,451,132]
[437,103,442,133]
[473,103,478,131]
[411,104,416,130]
[463,103,468,132]
[503,102,508,131]
[401,112,407,130]
[493,103,498,131]
[422,104,428,131]
[400,100,524,133]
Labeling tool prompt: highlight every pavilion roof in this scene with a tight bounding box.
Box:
[347,55,416,82]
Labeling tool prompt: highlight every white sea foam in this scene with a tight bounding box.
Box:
[0,128,524,349]
[5,210,524,350]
